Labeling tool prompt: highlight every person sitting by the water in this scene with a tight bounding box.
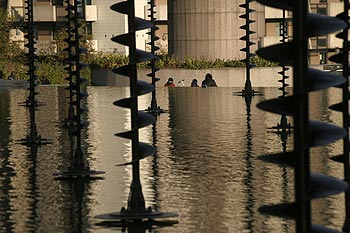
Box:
[191,79,199,87]
[164,77,176,87]
[8,71,15,80]
[201,73,217,88]
[41,77,51,85]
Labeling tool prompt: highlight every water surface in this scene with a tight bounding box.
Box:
[0,86,345,232]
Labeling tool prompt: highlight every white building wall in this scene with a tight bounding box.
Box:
[328,2,343,49]
[92,0,127,53]
[92,0,150,54]
[135,0,149,51]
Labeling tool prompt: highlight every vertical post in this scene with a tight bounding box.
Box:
[127,0,146,212]
[73,0,84,168]
[244,0,252,94]
[342,0,350,231]
[293,1,311,232]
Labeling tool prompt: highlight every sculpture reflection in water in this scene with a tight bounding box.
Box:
[95,0,177,229]
[54,0,104,179]
[237,0,259,96]
[146,0,164,114]
[17,0,50,146]
[256,0,348,232]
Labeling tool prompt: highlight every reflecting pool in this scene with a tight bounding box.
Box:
[0,86,345,232]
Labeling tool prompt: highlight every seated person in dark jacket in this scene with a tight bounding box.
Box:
[191,79,199,87]
[201,73,217,87]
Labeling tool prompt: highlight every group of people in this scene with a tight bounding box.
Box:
[164,73,217,88]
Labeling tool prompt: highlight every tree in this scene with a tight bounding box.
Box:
[0,8,26,79]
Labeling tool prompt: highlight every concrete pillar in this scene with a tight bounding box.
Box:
[168,0,265,60]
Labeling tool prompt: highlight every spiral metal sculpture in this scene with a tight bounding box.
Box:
[146,0,164,114]
[54,0,104,179]
[256,1,348,232]
[61,0,75,129]
[328,2,350,231]
[17,0,50,146]
[278,10,289,99]
[268,10,292,134]
[238,0,259,96]
[95,0,177,223]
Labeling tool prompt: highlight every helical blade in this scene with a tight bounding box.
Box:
[135,111,156,129]
[330,154,345,163]
[115,112,156,139]
[256,96,296,116]
[306,69,346,91]
[312,224,340,233]
[307,14,346,37]
[147,68,160,76]
[113,81,154,109]
[335,12,347,21]
[110,1,128,14]
[148,35,160,41]
[255,0,293,10]
[329,102,346,112]
[335,31,347,40]
[112,65,134,77]
[113,98,132,108]
[111,33,131,46]
[309,120,346,147]
[115,142,156,166]
[114,131,132,140]
[135,17,153,30]
[310,173,348,199]
[256,42,294,65]
[137,80,155,95]
[328,53,343,63]
[136,49,155,63]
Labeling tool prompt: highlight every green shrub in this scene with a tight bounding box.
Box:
[36,61,66,85]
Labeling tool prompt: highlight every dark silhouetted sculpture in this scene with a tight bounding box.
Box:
[95,0,177,227]
[256,0,347,232]
[54,0,104,179]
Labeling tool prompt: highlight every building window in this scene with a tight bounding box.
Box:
[86,22,92,35]
[279,22,288,37]
[317,7,327,15]
[52,0,63,5]
[318,38,327,47]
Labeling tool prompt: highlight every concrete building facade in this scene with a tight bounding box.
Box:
[263,0,343,65]
[167,0,265,60]
[6,0,345,64]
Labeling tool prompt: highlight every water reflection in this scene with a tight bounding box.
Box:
[0,86,346,232]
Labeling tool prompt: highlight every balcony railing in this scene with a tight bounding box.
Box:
[10,5,97,22]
